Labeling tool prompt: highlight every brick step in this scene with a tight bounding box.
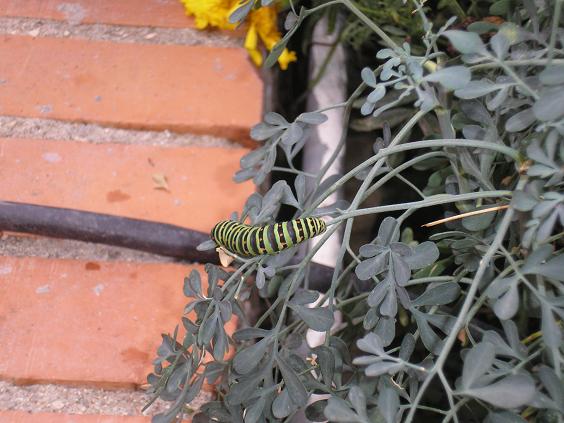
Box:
[0,35,262,142]
[0,137,252,231]
[0,256,230,388]
[0,0,190,29]
[0,411,150,422]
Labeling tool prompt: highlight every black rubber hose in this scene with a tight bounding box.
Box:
[0,201,216,262]
[0,201,333,290]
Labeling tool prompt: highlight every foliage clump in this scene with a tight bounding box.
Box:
[147,1,563,422]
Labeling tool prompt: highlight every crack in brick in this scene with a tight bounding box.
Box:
[0,116,239,148]
[0,16,241,48]
[0,381,211,417]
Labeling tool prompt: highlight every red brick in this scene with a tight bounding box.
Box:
[0,0,192,29]
[0,256,234,388]
[0,411,150,423]
[0,138,253,232]
[0,35,262,143]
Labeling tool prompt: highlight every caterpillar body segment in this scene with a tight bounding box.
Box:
[211,217,327,257]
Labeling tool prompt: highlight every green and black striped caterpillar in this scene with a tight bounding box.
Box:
[211,217,326,257]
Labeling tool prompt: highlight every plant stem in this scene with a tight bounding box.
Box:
[381,139,520,161]
[305,0,343,14]
[221,259,259,293]
[329,190,512,224]
[541,231,564,244]
[227,264,257,301]
[317,102,348,112]
[323,110,429,344]
[465,263,517,324]
[406,276,474,285]
[470,58,564,70]
[307,139,519,213]
[271,167,316,178]
[340,0,403,53]
[494,57,540,100]
[404,185,520,423]
[363,151,447,199]
[395,173,426,199]
[400,404,448,415]
[439,369,459,423]
[255,223,341,329]
[336,291,369,308]
[442,398,470,423]
[307,81,369,208]
[548,0,563,62]
[498,245,543,299]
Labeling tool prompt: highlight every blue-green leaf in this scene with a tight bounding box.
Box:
[404,241,439,269]
[361,67,377,88]
[377,384,399,423]
[533,87,564,121]
[462,342,495,389]
[277,356,308,407]
[463,375,536,408]
[512,190,537,211]
[505,108,536,132]
[272,389,294,419]
[324,397,362,422]
[443,30,487,54]
[233,337,271,374]
[539,65,564,85]
[292,305,334,331]
[412,283,461,306]
[424,66,472,90]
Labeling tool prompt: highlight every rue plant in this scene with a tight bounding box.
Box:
[147,1,564,422]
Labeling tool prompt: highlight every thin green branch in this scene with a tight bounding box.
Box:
[271,167,317,178]
[493,57,540,100]
[401,404,448,415]
[221,258,259,293]
[307,139,519,214]
[439,370,460,423]
[404,178,525,423]
[307,80,370,207]
[305,0,343,15]
[328,190,512,224]
[254,223,341,329]
[394,173,426,199]
[363,151,447,199]
[323,110,429,345]
[442,398,471,423]
[406,276,474,285]
[465,262,519,325]
[340,0,403,53]
[548,0,563,62]
[470,58,564,70]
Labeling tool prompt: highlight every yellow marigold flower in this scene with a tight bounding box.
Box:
[276,49,297,71]
[244,23,263,67]
[246,6,297,70]
[180,1,297,70]
[180,0,236,30]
